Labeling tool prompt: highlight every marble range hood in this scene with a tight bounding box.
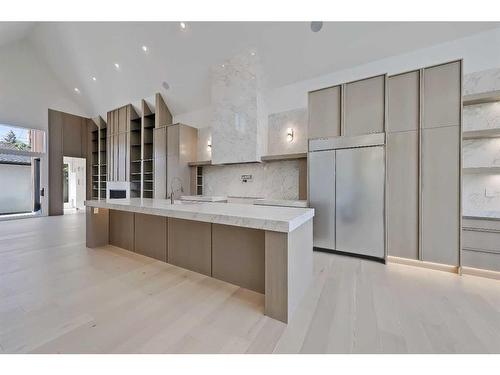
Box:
[210,51,268,165]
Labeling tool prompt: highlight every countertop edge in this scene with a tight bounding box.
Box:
[85,200,314,233]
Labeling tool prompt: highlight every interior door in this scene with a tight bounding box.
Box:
[308,150,335,250]
[335,146,385,258]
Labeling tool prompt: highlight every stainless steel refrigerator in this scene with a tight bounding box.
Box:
[309,134,385,260]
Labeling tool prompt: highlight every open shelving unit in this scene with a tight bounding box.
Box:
[129,107,142,198]
[142,100,155,198]
[90,116,107,200]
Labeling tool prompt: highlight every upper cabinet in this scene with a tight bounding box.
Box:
[308,86,341,139]
[423,61,461,129]
[387,70,420,133]
[344,75,386,136]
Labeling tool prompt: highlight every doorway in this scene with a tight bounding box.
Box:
[63,156,86,214]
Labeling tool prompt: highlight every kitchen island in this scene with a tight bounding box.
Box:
[85,198,314,323]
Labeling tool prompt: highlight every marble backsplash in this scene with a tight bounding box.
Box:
[202,160,300,200]
[463,67,500,218]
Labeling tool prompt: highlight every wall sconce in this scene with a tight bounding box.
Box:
[286,128,294,143]
[207,139,212,151]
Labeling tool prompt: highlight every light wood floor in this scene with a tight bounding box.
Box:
[1,213,500,354]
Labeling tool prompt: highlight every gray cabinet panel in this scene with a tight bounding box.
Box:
[118,132,127,182]
[308,150,335,250]
[167,218,212,276]
[153,126,167,199]
[387,131,419,259]
[462,249,500,272]
[387,71,420,133]
[423,61,461,129]
[212,224,265,293]
[344,75,385,136]
[109,209,134,251]
[62,115,83,157]
[421,126,460,265]
[134,213,167,262]
[308,86,341,139]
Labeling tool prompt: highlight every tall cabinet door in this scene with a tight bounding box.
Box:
[308,86,341,139]
[386,70,420,259]
[421,125,460,266]
[308,150,335,250]
[387,131,419,259]
[153,126,167,199]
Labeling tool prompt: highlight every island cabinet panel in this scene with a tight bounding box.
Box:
[212,224,265,294]
[134,213,168,262]
[167,218,212,276]
[109,209,134,251]
[308,85,341,139]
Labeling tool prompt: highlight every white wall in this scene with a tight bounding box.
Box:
[266,27,500,114]
[0,38,87,216]
[0,164,32,214]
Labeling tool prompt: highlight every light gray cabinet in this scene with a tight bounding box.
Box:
[344,75,386,136]
[166,124,198,198]
[386,131,419,259]
[423,61,461,129]
[308,86,341,139]
[387,70,420,133]
[308,150,335,249]
[153,126,167,199]
[421,125,460,266]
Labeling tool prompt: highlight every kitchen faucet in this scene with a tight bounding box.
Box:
[169,177,184,204]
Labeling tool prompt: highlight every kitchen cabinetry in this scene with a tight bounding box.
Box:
[421,125,460,266]
[344,75,386,136]
[107,104,131,183]
[308,86,341,139]
[386,70,420,260]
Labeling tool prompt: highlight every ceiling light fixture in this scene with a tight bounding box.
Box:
[92,76,97,81]
[74,87,80,94]
[142,45,148,53]
[310,21,323,33]
[180,22,186,30]
[251,51,256,56]
[114,63,120,69]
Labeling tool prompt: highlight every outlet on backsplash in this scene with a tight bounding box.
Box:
[241,174,253,183]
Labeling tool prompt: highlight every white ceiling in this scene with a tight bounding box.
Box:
[11,22,500,118]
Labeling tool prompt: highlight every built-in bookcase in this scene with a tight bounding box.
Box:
[90,116,107,199]
[129,108,142,198]
[143,105,155,199]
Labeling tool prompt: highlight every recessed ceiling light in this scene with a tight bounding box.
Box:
[180,22,186,30]
[74,87,80,93]
[92,76,97,81]
[221,64,225,68]
[142,45,148,53]
[251,51,256,56]
[114,63,120,69]
[310,21,323,33]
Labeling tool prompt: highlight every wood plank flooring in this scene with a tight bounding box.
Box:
[1,213,500,353]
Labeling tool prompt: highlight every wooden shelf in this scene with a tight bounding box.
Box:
[463,167,500,174]
[463,128,500,140]
[463,90,500,106]
[260,153,307,162]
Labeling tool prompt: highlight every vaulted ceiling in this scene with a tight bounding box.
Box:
[3,22,500,119]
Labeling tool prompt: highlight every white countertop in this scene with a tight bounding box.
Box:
[254,199,308,208]
[85,198,314,233]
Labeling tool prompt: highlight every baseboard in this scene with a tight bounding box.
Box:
[386,256,459,274]
[461,266,500,281]
[314,247,385,264]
